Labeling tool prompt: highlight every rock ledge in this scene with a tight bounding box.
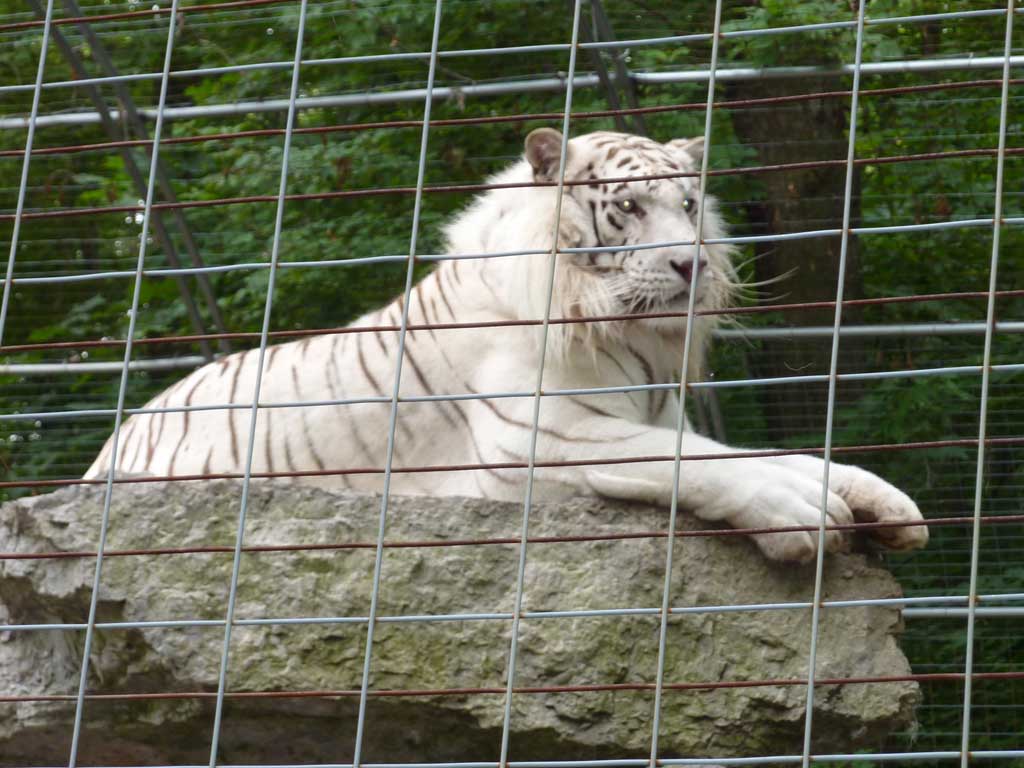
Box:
[0,482,918,764]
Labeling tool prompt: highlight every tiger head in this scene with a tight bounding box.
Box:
[523,128,736,344]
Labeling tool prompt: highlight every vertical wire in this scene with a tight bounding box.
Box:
[646,1,724,762]
[0,0,54,347]
[65,0,181,764]
[799,3,867,766]
[204,0,309,763]
[349,1,444,765]
[497,2,584,764]
[959,2,1015,764]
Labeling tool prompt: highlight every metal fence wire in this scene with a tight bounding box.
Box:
[0,0,1023,766]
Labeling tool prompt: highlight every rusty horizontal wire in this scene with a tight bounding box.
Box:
[1,435,1021,491]
[3,145,1022,223]
[2,670,1021,705]
[0,0,292,33]
[1,78,1018,161]
[3,289,1022,357]
[1,512,1022,564]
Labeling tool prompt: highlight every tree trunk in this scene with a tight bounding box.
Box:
[727,76,866,443]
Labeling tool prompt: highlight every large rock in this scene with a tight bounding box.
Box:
[0,482,918,764]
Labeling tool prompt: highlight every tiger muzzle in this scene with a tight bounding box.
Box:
[668,256,708,285]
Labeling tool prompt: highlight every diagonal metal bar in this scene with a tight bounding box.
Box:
[577,0,628,133]
[799,3,867,765]
[590,0,647,136]
[958,1,1016,764]
[65,0,182,764]
[26,0,215,361]
[498,3,585,765]
[0,0,54,348]
[348,1,444,765]
[203,1,310,764]
[61,0,232,356]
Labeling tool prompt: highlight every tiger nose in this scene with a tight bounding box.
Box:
[669,257,707,284]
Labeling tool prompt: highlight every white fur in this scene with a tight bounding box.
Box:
[86,131,928,563]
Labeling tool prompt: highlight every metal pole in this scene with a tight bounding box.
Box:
[62,0,233,355]
[2,55,1020,131]
[30,0,215,360]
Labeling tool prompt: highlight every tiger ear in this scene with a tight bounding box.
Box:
[525,128,571,182]
[665,136,705,169]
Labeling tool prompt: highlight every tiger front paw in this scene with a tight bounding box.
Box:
[773,456,929,553]
[857,483,929,551]
[701,459,855,564]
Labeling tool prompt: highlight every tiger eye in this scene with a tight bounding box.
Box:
[682,197,697,213]
[616,199,636,213]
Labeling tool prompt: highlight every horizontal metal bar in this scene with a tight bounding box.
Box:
[8,216,1024,288]
[6,749,1024,768]
[0,79,1018,165]
[689,362,1024,390]
[3,360,1023,423]
[14,141,1024,217]
[636,54,1024,86]
[2,53,1021,130]
[7,243,577,285]
[902,607,1024,618]
[0,76,598,129]
[4,319,1019,376]
[714,321,1024,339]
[715,217,1007,248]
[4,289,1021,359]
[833,593,1024,609]
[2,593,1022,634]
[0,355,207,375]
[5,357,1022,405]
[0,383,669,421]
[8,437,1024,491]
[663,758,960,767]
[0,514,1012,561]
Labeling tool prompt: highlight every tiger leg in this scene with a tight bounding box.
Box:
[536,417,856,564]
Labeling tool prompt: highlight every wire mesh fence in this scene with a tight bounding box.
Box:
[1,0,1023,765]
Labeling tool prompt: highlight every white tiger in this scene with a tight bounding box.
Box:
[86,129,928,563]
